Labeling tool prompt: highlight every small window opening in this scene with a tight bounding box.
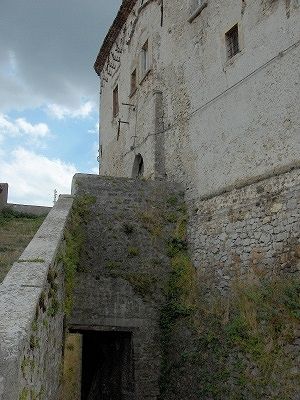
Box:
[113,85,119,118]
[225,24,239,59]
[130,69,137,95]
[132,154,144,178]
[141,40,149,75]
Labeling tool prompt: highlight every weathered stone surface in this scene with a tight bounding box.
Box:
[0,195,73,400]
[70,174,184,400]
[188,168,300,291]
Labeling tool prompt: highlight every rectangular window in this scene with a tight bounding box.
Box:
[141,40,149,75]
[225,24,239,59]
[130,69,137,95]
[113,85,119,117]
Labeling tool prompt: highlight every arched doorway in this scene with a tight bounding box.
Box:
[132,154,144,178]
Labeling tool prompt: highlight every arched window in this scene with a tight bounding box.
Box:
[132,154,144,178]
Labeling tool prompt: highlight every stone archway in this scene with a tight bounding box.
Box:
[132,154,144,178]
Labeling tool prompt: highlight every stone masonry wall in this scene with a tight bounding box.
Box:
[189,168,300,291]
[0,195,73,400]
[98,0,300,202]
[70,174,184,400]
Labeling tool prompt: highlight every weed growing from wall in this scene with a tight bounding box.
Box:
[159,195,300,400]
[160,265,300,397]
[61,195,96,316]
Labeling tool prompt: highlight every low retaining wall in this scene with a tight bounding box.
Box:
[0,195,73,400]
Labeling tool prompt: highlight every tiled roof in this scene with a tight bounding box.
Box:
[94,0,137,76]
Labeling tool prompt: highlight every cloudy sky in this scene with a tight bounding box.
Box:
[0,0,120,206]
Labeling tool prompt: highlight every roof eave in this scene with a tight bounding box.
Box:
[94,0,137,76]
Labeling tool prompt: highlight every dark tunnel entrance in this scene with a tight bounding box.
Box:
[81,331,135,400]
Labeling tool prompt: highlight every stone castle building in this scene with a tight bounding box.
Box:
[1,1,300,399]
[95,0,300,288]
[95,0,299,195]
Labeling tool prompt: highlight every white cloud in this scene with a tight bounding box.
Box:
[16,118,50,139]
[0,114,19,136]
[0,148,77,206]
[88,122,99,135]
[47,101,95,120]
[0,114,51,144]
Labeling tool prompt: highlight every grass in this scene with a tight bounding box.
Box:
[160,267,300,399]
[0,209,46,282]
[159,195,300,400]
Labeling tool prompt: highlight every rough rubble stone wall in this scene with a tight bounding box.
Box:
[0,195,73,400]
[189,168,300,291]
[70,174,183,400]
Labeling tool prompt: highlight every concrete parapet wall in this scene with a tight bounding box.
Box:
[6,203,51,216]
[0,195,73,400]
[0,183,51,216]
[189,168,300,290]
[0,184,8,211]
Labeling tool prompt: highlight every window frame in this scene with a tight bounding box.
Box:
[140,39,150,81]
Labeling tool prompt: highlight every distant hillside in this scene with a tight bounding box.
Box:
[0,209,46,282]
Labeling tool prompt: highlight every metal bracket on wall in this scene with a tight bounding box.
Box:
[117,119,129,141]
[122,102,136,111]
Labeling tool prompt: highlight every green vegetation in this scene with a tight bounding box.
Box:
[159,198,199,397]
[159,195,300,399]
[106,261,122,270]
[47,297,60,317]
[140,208,163,237]
[123,272,157,297]
[18,258,45,263]
[19,388,29,400]
[60,195,96,316]
[21,357,35,378]
[46,268,60,317]
[128,246,140,257]
[29,335,39,350]
[0,209,45,282]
